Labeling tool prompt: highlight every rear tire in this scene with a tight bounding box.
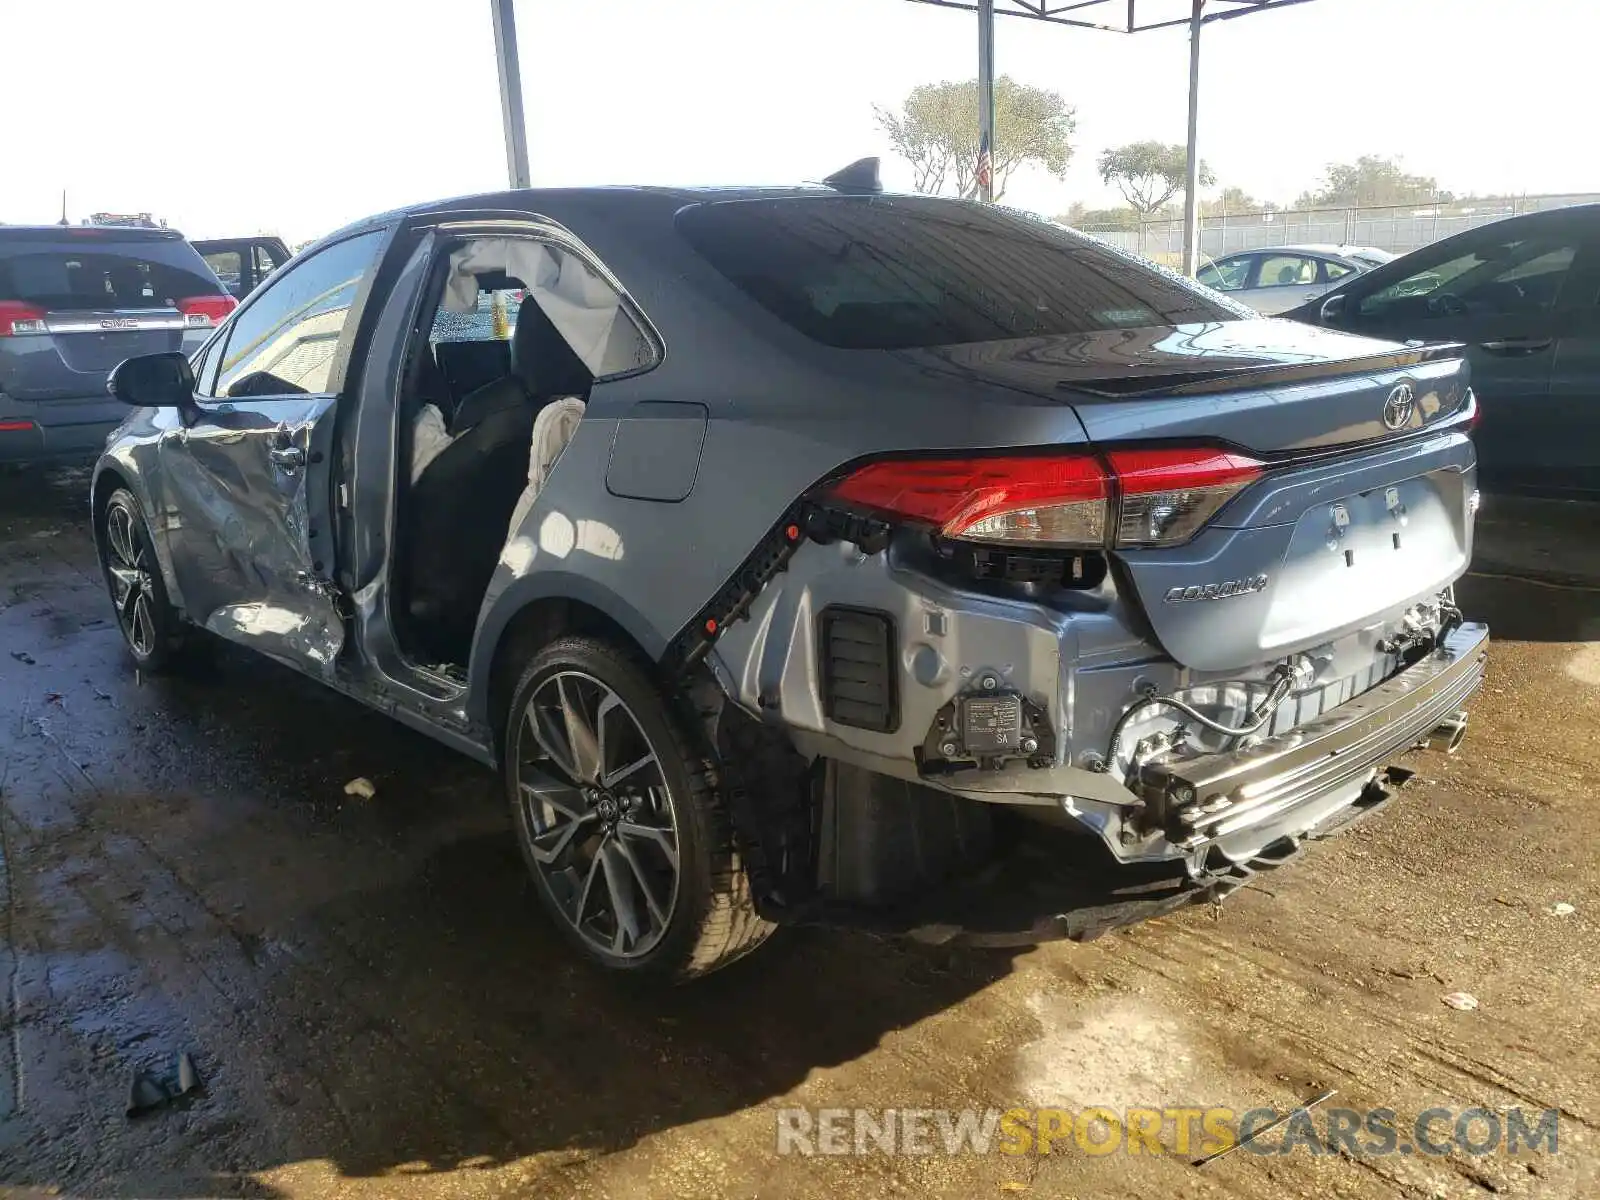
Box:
[503,635,774,981]
[96,487,186,673]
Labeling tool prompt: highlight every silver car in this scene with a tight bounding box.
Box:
[92,177,1485,981]
[1198,244,1396,315]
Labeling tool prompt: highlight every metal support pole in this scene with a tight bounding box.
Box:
[977,0,996,203]
[490,0,531,190]
[1181,0,1204,276]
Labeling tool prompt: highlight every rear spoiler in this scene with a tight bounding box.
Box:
[1057,341,1465,399]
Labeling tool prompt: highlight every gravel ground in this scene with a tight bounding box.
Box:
[0,465,1595,1200]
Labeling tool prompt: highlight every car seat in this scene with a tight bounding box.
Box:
[1276,264,1299,285]
[401,304,593,664]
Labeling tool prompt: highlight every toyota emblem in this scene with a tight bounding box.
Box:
[1382,383,1416,431]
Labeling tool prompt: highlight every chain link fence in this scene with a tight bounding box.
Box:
[1079,193,1600,268]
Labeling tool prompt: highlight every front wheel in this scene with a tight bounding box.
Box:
[97,487,185,672]
[504,636,774,981]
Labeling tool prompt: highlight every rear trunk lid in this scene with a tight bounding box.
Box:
[904,319,1469,454]
[0,230,226,402]
[902,321,1477,671]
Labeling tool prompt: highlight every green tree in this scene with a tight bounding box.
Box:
[1060,202,1139,231]
[875,76,1076,202]
[1201,185,1275,216]
[1294,156,1451,209]
[1097,141,1215,216]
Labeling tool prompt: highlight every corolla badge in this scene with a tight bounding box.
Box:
[1164,574,1269,603]
[1382,383,1416,431]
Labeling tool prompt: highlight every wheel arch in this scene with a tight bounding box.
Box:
[91,458,186,614]
[471,572,668,762]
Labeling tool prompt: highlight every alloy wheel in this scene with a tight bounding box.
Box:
[514,670,682,959]
[103,499,158,659]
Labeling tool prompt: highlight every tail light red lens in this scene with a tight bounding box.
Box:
[825,455,1110,547]
[177,294,237,329]
[0,301,47,337]
[825,446,1262,550]
[1107,448,1263,547]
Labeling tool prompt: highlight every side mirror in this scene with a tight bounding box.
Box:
[1319,293,1348,324]
[109,352,195,408]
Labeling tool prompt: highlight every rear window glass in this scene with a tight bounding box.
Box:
[0,237,219,310]
[677,196,1247,349]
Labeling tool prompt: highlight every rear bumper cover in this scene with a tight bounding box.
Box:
[0,393,127,463]
[1135,621,1489,858]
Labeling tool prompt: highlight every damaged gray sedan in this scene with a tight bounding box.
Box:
[91,169,1489,980]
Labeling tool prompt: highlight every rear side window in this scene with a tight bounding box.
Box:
[0,238,220,310]
[677,197,1246,349]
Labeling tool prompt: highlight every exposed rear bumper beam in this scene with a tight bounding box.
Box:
[1139,622,1490,850]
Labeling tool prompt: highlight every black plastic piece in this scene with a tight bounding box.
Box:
[942,542,1108,589]
[822,156,884,195]
[919,686,1056,774]
[668,508,807,674]
[818,606,899,733]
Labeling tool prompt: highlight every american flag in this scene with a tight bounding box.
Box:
[975,132,993,195]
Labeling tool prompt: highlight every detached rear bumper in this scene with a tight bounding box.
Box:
[1136,621,1490,857]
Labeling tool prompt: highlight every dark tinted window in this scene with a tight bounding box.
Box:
[217,229,385,398]
[677,197,1245,349]
[1359,231,1579,321]
[0,236,220,309]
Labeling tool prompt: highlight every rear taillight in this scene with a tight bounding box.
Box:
[824,447,1262,550]
[0,301,47,337]
[177,294,237,329]
[825,455,1110,547]
[1107,448,1262,547]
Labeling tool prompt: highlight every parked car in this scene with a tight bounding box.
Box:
[93,173,1488,980]
[1287,205,1600,497]
[1197,244,1395,315]
[0,225,234,464]
[192,236,291,299]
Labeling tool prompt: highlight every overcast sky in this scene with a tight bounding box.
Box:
[1,0,1590,242]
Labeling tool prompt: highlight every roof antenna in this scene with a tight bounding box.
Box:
[59,189,69,226]
[823,157,883,195]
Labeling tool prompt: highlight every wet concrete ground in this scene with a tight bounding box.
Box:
[0,465,1596,1199]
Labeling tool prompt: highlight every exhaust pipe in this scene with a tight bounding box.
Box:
[1425,710,1469,754]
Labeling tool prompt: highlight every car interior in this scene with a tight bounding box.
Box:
[391,237,617,669]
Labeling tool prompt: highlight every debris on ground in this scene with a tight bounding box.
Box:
[125,1053,204,1118]
[343,777,377,800]
[177,1051,202,1096]
[125,1071,169,1118]
[43,691,63,706]
[1549,902,1575,917]
[10,650,35,664]
[1442,991,1480,1011]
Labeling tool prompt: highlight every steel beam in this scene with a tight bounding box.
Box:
[490,0,531,190]
[1181,0,1204,277]
[977,0,997,203]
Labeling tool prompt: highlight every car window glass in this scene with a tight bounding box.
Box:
[204,249,243,292]
[0,241,218,310]
[1196,256,1250,292]
[1256,255,1317,288]
[678,197,1246,350]
[1358,235,1579,320]
[216,229,385,398]
[253,244,281,280]
[1323,260,1354,283]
